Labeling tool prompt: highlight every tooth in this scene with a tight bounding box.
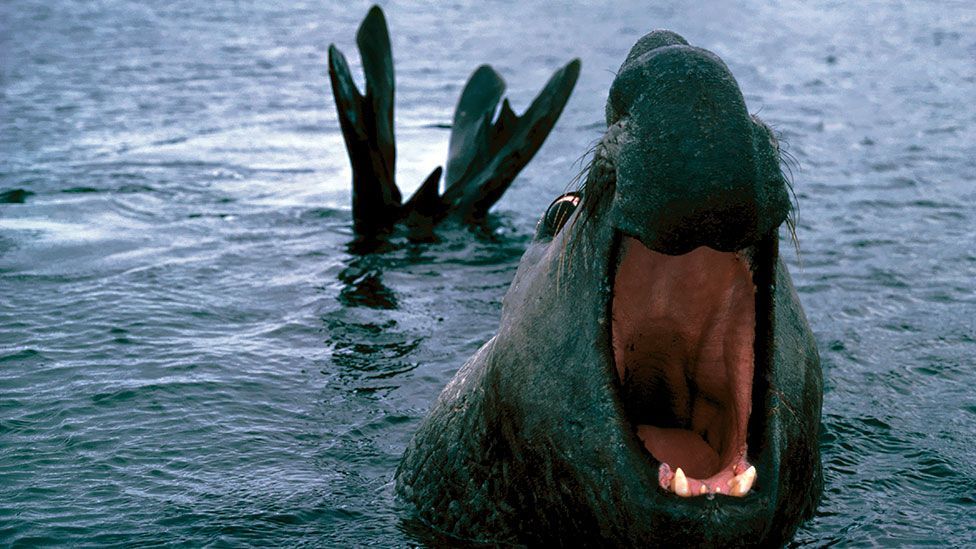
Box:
[699,484,708,495]
[672,467,690,497]
[730,466,757,497]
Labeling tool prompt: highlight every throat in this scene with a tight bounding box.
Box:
[612,237,757,496]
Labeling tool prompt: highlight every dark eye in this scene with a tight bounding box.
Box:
[536,192,581,239]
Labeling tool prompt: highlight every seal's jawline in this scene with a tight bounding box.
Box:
[611,235,759,496]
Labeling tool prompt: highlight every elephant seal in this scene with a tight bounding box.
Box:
[396,30,823,547]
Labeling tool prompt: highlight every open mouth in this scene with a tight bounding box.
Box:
[612,236,760,498]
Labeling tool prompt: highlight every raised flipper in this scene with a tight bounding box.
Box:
[328,5,580,238]
[328,6,400,235]
[444,66,507,194]
[438,59,581,223]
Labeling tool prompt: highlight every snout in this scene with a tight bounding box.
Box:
[605,38,791,254]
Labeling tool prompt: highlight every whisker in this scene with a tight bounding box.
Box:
[773,130,802,260]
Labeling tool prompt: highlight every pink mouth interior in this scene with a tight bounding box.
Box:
[612,237,755,491]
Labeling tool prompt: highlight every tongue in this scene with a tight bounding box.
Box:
[636,424,719,479]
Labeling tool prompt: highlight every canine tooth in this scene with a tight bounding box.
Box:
[744,465,756,482]
[730,466,757,497]
[672,467,690,497]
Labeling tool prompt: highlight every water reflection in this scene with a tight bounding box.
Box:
[336,219,509,311]
[337,260,398,310]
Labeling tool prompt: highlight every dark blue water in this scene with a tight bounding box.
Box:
[2,1,974,546]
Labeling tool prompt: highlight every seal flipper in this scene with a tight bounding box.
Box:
[402,167,443,241]
[440,59,581,223]
[403,166,443,218]
[328,6,401,236]
[399,65,507,229]
[329,6,579,237]
[445,65,507,192]
[355,5,396,188]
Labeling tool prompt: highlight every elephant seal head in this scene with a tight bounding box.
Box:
[396,30,822,547]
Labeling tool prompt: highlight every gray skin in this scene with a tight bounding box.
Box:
[396,30,822,547]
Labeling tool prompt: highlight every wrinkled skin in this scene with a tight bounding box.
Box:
[396,30,822,547]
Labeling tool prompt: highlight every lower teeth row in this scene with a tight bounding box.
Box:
[664,465,756,497]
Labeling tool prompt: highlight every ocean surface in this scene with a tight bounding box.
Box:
[2,1,974,546]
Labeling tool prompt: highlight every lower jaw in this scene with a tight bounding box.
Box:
[642,424,755,497]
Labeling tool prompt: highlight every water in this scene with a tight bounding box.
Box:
[1,1,974,546]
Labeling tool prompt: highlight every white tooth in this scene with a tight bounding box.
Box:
[730,466,757,497]
[672,467,690,497]
[699,484,708,495]
[744,465,756,483]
